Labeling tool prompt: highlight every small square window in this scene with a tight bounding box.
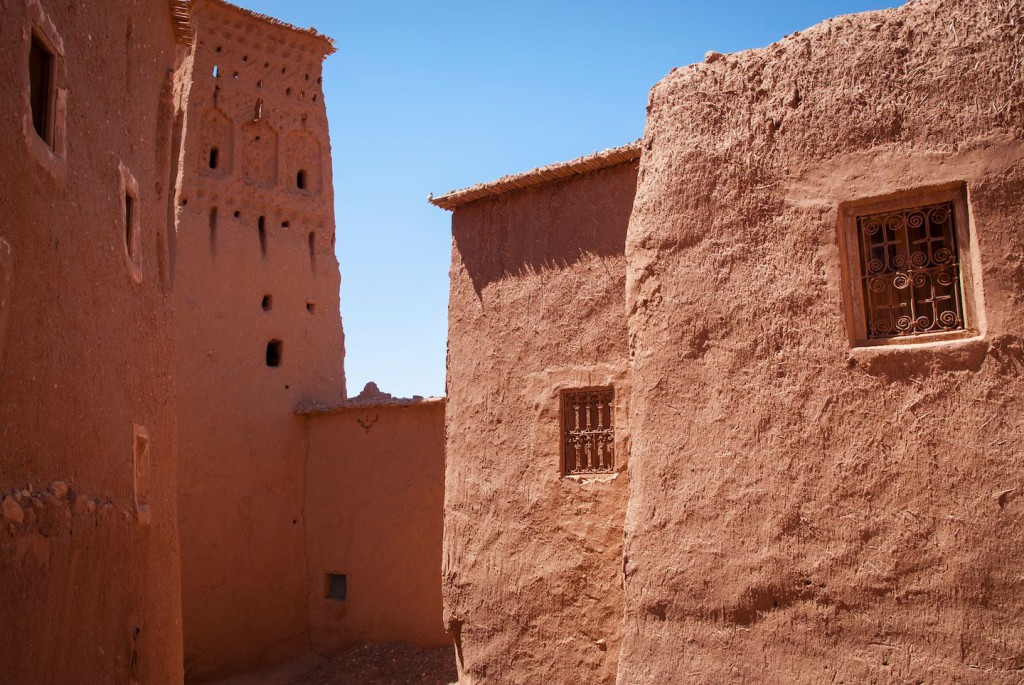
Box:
[561,388,615,476]
[839,186,980,346]
[324,573,347,601]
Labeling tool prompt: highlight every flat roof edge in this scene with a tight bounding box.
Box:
[295,396,446,416]
[428,141,641,211]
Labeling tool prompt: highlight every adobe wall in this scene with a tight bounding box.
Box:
[620,1,1024,682]
[173,1,345,680]
[443,162,637,684]
[302,397,448,652]
[0,0,188,683]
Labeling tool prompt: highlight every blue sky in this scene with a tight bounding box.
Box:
[234,0,903,398]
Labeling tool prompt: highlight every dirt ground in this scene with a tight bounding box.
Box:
[291,644,456,685]
[209,644,457,685]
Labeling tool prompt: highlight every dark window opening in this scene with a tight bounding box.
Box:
[29,34,54,143]
[281,220,290,228]
[266,339,282,367]
[262,294,272,311]
[308,232,316,269]
[325,573,347,601]
[233,210,240,218]
[296,169,306,190]
[258,215,266,256]
[209,146,219,169]
[242,55,248,63]
[254,98,263,120]
[256,79,263,89]
[306,301,316,315]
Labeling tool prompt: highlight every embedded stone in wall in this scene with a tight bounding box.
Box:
[241,119,277,187]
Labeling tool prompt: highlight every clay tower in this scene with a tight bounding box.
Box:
[171,0,345,679]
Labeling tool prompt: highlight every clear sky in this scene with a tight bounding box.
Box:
[233,0,903,398]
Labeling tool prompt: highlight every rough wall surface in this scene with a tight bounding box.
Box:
[303,399,448,652]
[620,1,1024,682]
[0,0,187,682]
[444,162,637,684]
[173,1,345,680]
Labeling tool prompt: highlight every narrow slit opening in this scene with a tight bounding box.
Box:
[209,206,217,254]
[29,34,54,144]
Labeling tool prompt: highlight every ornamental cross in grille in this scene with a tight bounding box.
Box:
[856,201,965,339]
[562,389,614,475]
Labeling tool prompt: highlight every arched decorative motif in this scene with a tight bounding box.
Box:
[241,119,278,187]
[198,107,233,177]
[281,130,321,194]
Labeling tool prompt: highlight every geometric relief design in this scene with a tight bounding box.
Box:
[282,130,321,193]
[856,201,965,339]
[561,388,614,475]
[242,119,278,187]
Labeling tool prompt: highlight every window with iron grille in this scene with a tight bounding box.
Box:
[855,201,965,339]
[561,388,614,476]
[840,186,980,347]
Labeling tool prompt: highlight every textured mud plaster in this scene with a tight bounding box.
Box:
[442,160,637,684]
[173,1,344,681]
[0,0,189,682]
[620,1,1024,683]
[302,398,448,653]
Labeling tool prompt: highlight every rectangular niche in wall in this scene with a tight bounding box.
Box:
[324,573,347,601]
[839,184,980,346]
[561,388,615,476]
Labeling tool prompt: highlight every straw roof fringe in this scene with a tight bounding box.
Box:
[169,0,194,46]
[428,141,641,211]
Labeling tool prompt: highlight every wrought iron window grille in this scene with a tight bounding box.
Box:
[561,388,615,476]
[855,201,965,340]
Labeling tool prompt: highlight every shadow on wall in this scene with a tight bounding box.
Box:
[452,164,637,298]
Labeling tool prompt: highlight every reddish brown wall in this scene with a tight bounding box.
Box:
[0,0,187,682]
[303,400,448,652]
[620,1,1024,682]
[444,162,637,684]
[173,1,345,680]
